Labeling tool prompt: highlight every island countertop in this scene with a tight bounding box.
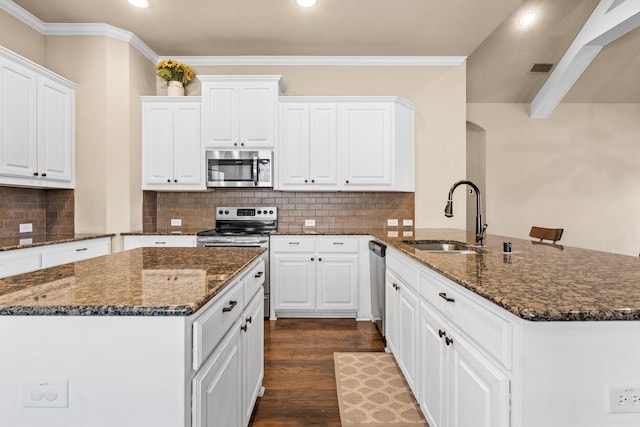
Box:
[0,247,266,316]
[373,229,640,322]
[0,233,114,252]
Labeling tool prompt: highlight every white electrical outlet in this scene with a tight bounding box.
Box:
[387,219,398,227]
[304,219,315,227]
[22,378,68,408]
[19,223,33,233]
[610,386,640,413]
[387,231,398,237]
[170,219,182,227]
[403,219,413,226]
[403,231,413,237]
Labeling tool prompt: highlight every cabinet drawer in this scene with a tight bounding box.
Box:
[123,235,196,250]
[419,268,459,317]
[387,249,419,293]
[244,258,266,303]
[0,247,42,278]
[192,279,245,370]
[270,237,315,253]
[42,238,111,268]
[316,237,358,253]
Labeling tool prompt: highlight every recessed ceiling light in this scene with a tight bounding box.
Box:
[296,0,317,7]
[519,10,536,26]
[127,0,149,8]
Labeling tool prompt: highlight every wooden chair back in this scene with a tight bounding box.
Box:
[529,226,563,243]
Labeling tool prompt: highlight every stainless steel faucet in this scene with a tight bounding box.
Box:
[444,180,488,246]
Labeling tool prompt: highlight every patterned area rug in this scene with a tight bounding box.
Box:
[334,352,428,427]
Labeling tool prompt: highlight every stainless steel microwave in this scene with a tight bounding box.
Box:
[205,150,273,188]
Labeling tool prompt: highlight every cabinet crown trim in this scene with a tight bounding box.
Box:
[279,95,416,110]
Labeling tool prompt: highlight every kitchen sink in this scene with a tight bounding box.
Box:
[401,240,477,254]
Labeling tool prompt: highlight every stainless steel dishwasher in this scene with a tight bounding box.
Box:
[368,240,387,338]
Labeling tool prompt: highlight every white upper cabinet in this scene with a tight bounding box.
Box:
[200,75,282,149]
[277,101,339,190]
[141,97,203,191]
[276,97,415,192]
[0,47,75,189]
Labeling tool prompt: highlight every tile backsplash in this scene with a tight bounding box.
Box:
[145,190,415,234]
[0,188,74,237]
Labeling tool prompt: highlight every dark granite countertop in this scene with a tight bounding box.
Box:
[372,229,640,322]
[0,233,114,252]
[0,247,266,316]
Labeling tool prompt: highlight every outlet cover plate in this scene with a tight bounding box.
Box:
[23,378,68,408]
[170,219,182,226]
[19,223,33,233]
[304,219,315,227]
[387,219,398,227]
[610,386,640,413]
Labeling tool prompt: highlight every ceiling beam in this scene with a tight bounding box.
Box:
[530,0,640,118]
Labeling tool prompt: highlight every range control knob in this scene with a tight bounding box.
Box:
[224,210,229,214]
[218,210,223,215]
[257,210,262,214]
[269,210,274,214]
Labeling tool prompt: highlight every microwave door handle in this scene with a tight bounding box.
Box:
[253,155,258,186]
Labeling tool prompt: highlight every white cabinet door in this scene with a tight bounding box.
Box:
[419,302,448,427]
[397,280,420,394]
[142,98,203,190]
[242,288,264,427]
[278,102,310,187]
[385,271,399,354]
[316,253,358,311]
[273,253,316,310]
[192,320,243,427]
[38,76,74,183]
[201,76,281,149]
[449,333,510,427]
[0,57,38,179]
[341,103,392,188]
[309,103,338,187]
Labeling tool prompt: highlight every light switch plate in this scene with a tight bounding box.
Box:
[304,219,316,227]
[19,223,33,233]
[387,219,398,227]
[403,219,413,226]
[387,231,398,237]
[403,231,413,237]
[170,219,182,226]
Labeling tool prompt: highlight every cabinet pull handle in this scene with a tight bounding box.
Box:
[445,337,454,346]
[33,172,39,176]
[246,316,253,324]
[155,241,167,245]
[254,271,264,278]
[41,173,47,177]
[438,292,455,303]
[438,329,446,338]
[288,242,300,245]
[332,242,344,245]
[241,324,248,332]
[222,300,238,312]
[75,247,88,252]
[393,283,399,291]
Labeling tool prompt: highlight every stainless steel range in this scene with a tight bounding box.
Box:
[197,207,277,318]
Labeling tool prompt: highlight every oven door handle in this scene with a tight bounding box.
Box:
[252,154,259,186]
[199,243,265,248]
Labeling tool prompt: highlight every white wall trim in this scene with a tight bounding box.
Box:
[0,0,466,68]
[166,55,466,67]
[0,0,45,33]
[42,23,158,63]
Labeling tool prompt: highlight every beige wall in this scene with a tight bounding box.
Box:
[43,36,155,251]
[186,64,468,231]
[467,103,640,256]
[0,10,44,65]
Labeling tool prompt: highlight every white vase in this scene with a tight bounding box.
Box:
[167,80,184,96]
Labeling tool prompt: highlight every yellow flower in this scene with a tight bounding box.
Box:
[156,59,195,86]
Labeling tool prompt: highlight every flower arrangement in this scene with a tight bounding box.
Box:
[156,59,195,85]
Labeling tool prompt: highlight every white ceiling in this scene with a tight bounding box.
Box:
[8,0,640,103]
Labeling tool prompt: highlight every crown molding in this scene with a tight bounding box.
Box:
[0,0,45,33]
[167,55,466,67]
[42,23,158,63]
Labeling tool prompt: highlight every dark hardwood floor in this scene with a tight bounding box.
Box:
[249,318,386,427]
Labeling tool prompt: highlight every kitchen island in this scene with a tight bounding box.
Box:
[0,247,267,427]
[370,229,640,427]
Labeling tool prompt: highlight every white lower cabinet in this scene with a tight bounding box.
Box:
[271,236,359,317]
[191,257,265,427]
[386,248,511,427]
[123,234,197,250]
[0,237,111,279]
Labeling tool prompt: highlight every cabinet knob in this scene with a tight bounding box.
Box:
[41,173,46,177]
[345,180,349,184]
[234,143,238,147]
[241,324,248,332]
[304,179,308,183]
[246,316,253,324]
[167,179,171,183]
[445,337,454,346]
[311,179,315,183]
[311,257,315,261]
[174,179,177,183]
[393,282,399,291]
[438,329,446,338]
[33,172,39,176]
[318,258,322,262]
[241,143,245,147]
